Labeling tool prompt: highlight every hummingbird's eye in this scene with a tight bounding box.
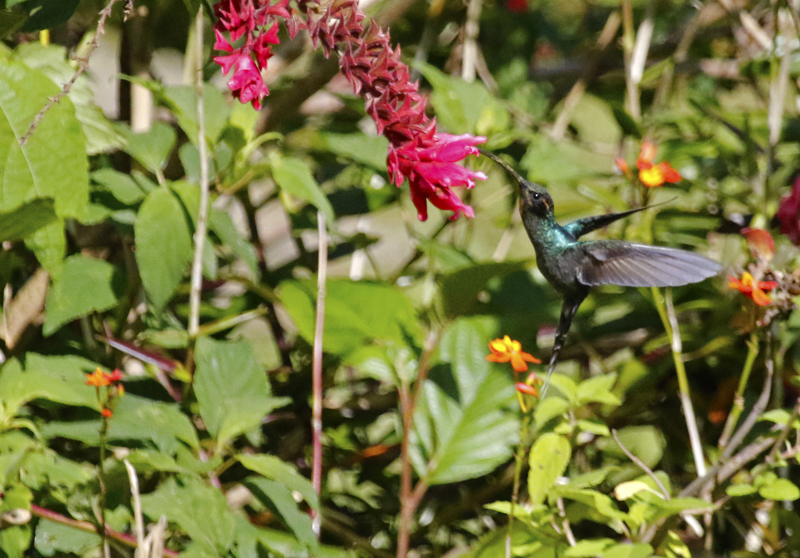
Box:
[532,192,541,200]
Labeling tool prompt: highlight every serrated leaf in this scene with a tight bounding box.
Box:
[33,519,98,556]
[43,255,122,335]
[528,433,571,506]
[270,154,334,221]
[0,354,100,416]
[194,337,288,446]
[24,219,65,276]
[0,60,89,218]
[238,455,318,510]
[134,186,193,309]
[91,168,150,205]
[140,477,236,555]
[414,318,518,485]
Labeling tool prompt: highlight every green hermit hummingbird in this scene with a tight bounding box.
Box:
[480,149,721,396]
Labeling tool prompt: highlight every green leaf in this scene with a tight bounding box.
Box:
[534,396,570,426]
[0,525,31,558]
[602,543,654,558]
[577,373,621,406]
[140,477,236,555]
[270,154,334,221]
[41,396,199,453]
[181,0,202,14]
[0,60,89,218]
[119,122,177,174]
[607,426,666,469]
[134,186,193,309]
[0,198,57,242]
[565,539,614,558]
[209,208,259,279]
[244,477,317,550]
[415,62,509,136]
[43,255,123,336]
[161,85,231,145]
[528,433,571,506]
[24,219,65,276]
[547,374,578,401]
[238,455,318,510]
[759,478,800,501]
[194,337,288,446]
[18,0,79,31]
[91,168,151,205]
[0,354,100,416]
[0,10,27,39]
[279,279,422,356]
[34,519,97,556]
[314,132,389,170]
[726,484,757,497]
[414,317,518,485]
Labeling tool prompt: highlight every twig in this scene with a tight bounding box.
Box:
[629,0,654,87]
[124,461,146,555]
[397,329,441,558]
[188,10,211,338]
[461,0,482,82]
[767,397,800,463]
[719,333,759,450]
[556,497,576,546]
[621,0,640,120]
[19,0,122,146]
[657,287,706,477]
[612,429,669,498]
[550,11,620,140]
[30,504,178,558]
[311,211,329,537]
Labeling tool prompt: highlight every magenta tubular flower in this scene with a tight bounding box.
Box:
[212,0,487,220]
[777,175,800,245]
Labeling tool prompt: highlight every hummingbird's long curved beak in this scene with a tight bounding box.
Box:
[478,148,526,188]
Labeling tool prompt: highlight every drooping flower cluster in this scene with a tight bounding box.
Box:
[212,0,297,110]
[212,0,487,220]
[85,368,124,418]
[297,0,487,220]
[616,141,681,188]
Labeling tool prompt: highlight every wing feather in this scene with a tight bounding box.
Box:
[576,241,721,288]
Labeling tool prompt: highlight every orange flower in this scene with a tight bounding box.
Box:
[486,335,541,372]
[516,383,539,396]
[101,408,113,418]
[729,272,778,306]
[636,141,681,187]
[85,368,112,387]
[85,368,124,387]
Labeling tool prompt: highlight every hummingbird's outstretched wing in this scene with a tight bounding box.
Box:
[575,241,721,287]
[562,200,676,239]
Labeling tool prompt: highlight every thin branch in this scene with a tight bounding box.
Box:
[612,429,669,498]
[397,329,442,558]
[311,211,329,538]
[461,0,482,82]
[30,504,178,558]
[188,10,211,338]
[718,333,759,451]
[123,461,146,555]
[19,0,122,145]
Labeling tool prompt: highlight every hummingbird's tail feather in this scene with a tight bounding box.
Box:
[539,293,586,399]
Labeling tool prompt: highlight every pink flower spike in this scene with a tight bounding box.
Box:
[213,52,244,75]
[213,29,234,53]
[227,55,268,110]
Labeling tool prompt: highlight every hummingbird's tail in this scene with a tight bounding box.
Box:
[539,293,586,398]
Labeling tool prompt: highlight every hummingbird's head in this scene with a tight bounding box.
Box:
[477,148,554,218]
[519,181,554,218]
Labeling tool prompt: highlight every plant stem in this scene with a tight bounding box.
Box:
[652,287,706,476]
[188,9,211,338]
[98,412,110,558]
[397,329,440,558]
[506,415,531,558]
[311,211,328,537]
[719,333,759,450]
[30,504,178,558]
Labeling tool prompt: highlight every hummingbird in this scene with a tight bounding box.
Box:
[479,149,721,396]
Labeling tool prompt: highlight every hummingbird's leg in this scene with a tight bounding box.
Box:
[540,292,587,398]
